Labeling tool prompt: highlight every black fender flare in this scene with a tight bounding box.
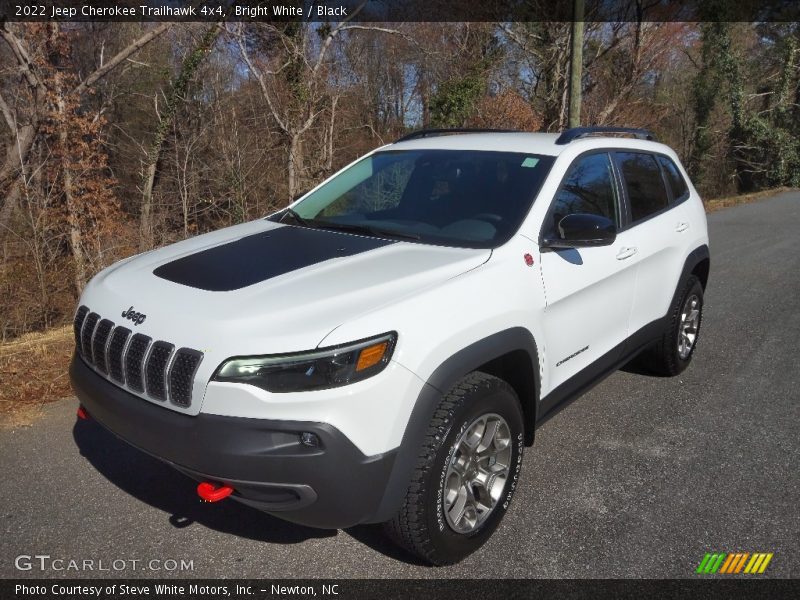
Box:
[370,327,540,523]
[674,244,710,304]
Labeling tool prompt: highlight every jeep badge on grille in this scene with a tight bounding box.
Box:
[121,306,147,325]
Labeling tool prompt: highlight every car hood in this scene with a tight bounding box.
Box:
[80,219,490,355]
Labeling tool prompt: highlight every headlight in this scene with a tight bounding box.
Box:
[212,332,397,393]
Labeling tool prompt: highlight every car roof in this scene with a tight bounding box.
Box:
[387,131,675,158]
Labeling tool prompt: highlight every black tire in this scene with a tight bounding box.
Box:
[383,372,525,566]
[639,274,704,376]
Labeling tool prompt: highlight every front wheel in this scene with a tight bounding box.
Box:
[383,372,525,565]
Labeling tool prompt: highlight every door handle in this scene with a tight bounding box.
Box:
[616,246,638,260]
[675,222,689,232]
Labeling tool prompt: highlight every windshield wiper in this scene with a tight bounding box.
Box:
[314,221,421,241]
[281,208,314,228]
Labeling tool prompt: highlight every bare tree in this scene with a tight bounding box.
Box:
[0,21,174,239]
[139,24,222,250]
[232,7,405,200]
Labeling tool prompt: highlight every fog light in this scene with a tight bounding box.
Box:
[300,432,320,447]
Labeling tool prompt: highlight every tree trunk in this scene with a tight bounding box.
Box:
[567,0,585,128]
[139,160,158,250]
[288,134,299,201]
[56,93,86,293]
[0,122,37,236]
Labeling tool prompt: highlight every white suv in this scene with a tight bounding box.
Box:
[71,127,710,565]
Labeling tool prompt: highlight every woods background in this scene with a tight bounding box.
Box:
[1,16,799,340]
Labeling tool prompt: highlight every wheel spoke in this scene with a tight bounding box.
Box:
[447,488,468,525]
[477,419,499,455]
[470,480,491,511]
[450,452,469,477]
[463,419,485,450]
[476,468,507,505]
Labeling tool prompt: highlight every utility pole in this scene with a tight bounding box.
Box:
[568,0,585,128]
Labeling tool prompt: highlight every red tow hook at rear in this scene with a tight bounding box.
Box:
[197,481,234,503]
[77,405,90,420]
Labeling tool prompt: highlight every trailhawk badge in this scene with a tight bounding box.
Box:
[121,306,147,325]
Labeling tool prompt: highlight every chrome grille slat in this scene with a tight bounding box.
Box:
[107,326,131,384]
[81,313,100,364]
[168,349,203,407]
[92,319,114,374]
[73,306,89,355]
[125,333,151,393]
[73,306,203,408]
[145,341,174,401]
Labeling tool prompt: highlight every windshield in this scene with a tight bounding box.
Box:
[281,149,555,248]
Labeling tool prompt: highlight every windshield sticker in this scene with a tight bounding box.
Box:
[521,157,539,168]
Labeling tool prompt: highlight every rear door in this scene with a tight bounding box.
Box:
[614,151,690,335]
[538,152,639,392]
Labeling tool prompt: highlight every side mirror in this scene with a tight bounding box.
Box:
[543,213,616,248]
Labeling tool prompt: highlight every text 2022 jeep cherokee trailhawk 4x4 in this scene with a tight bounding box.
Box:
[70,126,710,565]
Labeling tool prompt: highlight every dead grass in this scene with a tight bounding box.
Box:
[704,186,793,213]
[0,325,73,427]
[0,187,796,425]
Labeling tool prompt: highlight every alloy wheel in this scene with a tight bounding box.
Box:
[443,413,512,534]
[678,294,701,359]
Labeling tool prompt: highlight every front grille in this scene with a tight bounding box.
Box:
[72,305,203,407]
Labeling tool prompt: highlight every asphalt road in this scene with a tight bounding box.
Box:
[1,192,798,579]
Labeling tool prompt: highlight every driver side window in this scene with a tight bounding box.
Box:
[548,153,620,235]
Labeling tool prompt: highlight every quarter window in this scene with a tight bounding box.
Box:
[617,152,670,222]
[548,153,619,234]
[657,156,690,202]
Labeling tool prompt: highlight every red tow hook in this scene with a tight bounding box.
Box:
[197,481,234,503]
[77,405,90,420]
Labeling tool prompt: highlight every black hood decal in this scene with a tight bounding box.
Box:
[153,225,395,292]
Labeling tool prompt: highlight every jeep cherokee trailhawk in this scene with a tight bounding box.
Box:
[70,127,710,565]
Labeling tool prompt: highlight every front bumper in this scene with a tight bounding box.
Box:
[70,354,397,529]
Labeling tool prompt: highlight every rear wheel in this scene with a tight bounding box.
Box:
[383,372,524,565]
[640,274,704,376]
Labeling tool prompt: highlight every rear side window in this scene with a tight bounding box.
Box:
[657,156,690,201]
[548,153,619,234]
[616,152,670,222]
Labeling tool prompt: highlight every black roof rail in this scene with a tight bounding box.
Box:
[555,126,656,145]
[394,128,519,143]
